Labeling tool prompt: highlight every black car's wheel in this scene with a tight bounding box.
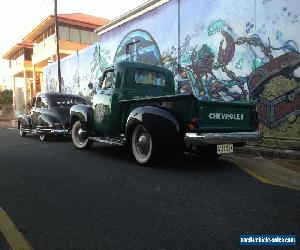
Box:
[19,124,26,137]
[39,133,47,141]
[132,124,154,165]
[72,120,93,149]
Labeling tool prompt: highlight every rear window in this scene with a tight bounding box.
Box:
[53,97,86,107]
[135,70,166,87]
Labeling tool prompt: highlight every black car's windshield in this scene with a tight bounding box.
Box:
[52,97,86,107]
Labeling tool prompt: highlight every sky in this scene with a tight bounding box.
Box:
[0,0,149,82]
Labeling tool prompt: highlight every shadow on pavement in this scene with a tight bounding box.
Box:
[20,135,72,143]
[88,143,234,172]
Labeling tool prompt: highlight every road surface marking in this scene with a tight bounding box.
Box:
[0,206,32,250]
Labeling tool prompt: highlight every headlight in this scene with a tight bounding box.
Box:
[54,122,63,128]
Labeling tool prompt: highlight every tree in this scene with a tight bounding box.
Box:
[0,89,13,105]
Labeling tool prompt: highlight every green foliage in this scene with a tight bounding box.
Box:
[0,89,13,105]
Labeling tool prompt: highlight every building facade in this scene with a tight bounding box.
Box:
[3,13,109,116]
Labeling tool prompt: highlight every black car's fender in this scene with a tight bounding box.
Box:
[37,113,59,128]
[70,104,94,129]
[18,115,32,129]
[125,106,182,149]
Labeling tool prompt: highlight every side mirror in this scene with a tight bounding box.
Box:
[88,82,93,89]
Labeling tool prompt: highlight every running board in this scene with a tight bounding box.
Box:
[89,136,125,146]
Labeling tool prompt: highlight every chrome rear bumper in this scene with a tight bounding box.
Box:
[184,131,262,146]
[37,128,69,135]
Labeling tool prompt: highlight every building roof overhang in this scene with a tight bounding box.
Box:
[2,41,33,59]
[95,0,170,35]
[23,13,110,42]
[2,13,110,60]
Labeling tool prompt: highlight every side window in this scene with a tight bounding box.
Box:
[36,97,42,108]
[135,70,166,86]
[41,97,48,109]
[101,71,114,90]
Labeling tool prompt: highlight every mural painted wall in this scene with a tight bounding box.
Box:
[43,0,300,149]
[178,0,300,149]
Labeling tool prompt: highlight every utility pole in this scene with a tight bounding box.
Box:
[54,0,62,92]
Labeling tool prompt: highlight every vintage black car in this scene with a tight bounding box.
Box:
[18,92,87,141]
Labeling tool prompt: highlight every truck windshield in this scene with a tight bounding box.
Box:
[52,97,86,107]
[135,70,166,87]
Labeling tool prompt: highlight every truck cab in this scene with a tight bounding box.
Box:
[88,62,175,135]
[70,61,262,165]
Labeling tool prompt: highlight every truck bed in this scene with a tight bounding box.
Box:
[119,93,258,133]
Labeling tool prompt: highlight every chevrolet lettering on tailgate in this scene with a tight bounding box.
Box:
[209,113,245,121]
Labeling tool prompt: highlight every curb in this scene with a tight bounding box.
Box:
[226,156,300,191]
[234,145,300,160]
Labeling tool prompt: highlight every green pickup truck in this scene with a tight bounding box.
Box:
[70,61,262,164]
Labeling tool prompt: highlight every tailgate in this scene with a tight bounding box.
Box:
[195,99,257,132]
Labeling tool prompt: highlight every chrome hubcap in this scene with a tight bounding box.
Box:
[136,131,150,158]
[75,126,87,144]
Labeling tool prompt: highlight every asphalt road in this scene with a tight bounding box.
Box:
[0,127,299,249]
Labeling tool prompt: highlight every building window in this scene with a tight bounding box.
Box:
[90,32,98,44]
[70,28,80,43]
[59,26,70,41]
[80,30,90,44]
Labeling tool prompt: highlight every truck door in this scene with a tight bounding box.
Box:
[93,70,115,135]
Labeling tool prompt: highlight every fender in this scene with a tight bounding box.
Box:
[18,114,32,129]
[70,104,94,129]
[37,113,59,128]
[125,106,182,148]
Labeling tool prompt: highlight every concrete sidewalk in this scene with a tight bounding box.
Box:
[226,153,300,191]
[235,144,300,160]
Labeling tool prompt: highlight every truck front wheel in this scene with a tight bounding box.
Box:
[72,120,93,149]
[132,124,154,165]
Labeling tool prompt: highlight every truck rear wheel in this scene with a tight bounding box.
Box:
[72,120,93,149]
[132,124,154,165]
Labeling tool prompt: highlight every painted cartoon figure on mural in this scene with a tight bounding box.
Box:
[114,29,162,65]
[177,18,299,130]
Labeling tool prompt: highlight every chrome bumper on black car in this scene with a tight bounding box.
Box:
[36,127,69,135]
[184,131,263,146]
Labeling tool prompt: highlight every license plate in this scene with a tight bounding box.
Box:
[217,144,233,154]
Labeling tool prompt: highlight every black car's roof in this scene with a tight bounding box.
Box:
[36,92,85,99]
